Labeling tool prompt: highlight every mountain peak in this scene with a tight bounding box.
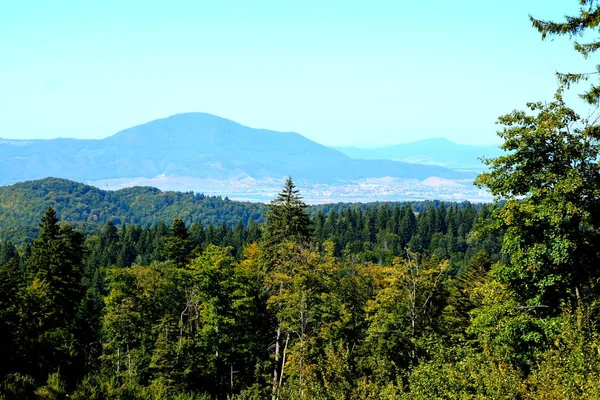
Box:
[0,114,475,187]
[105,112,244,146]
[149,112,241,126]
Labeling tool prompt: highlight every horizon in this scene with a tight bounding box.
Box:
[1,1,590,146]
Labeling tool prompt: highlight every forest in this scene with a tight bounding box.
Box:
[0,182,505,399]
[3,2,600,399]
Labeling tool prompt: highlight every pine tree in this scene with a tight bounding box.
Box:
[24,207,86,385]
[27,207,86,325]
[0,257,23,379]
[263,177,312,246]
[165,218,191,267]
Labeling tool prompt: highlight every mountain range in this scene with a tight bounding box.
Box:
[0,113,477,191]
[332,138,503,170]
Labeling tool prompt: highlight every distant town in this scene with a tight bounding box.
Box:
[90,175,492,204]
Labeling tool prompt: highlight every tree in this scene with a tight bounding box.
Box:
[165,218,191,267]
[263,177,312,246]
[260,177,313,399]
[475,96,600,307]
[360,252,449,381]
[23,207,87,386]
[530,1,600,104]
[0,257,23,380]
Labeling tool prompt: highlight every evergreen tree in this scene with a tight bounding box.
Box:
[165,218,191,267]
[263,177,312,246]
[24,207,86,386]
[0,257,23,380]
[189,221,205,251]
[399,205,417,249]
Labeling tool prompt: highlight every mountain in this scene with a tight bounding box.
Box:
[332,138,503,170]
[0,114,475,189]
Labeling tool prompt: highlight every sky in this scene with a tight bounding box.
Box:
[0,1,595,146]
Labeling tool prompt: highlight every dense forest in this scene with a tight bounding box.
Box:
[0,177,504,399]
[4,2,600,398]
[0,176,466,245]
[0,178,268,244]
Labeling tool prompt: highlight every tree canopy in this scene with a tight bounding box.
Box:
[476,96,600,306]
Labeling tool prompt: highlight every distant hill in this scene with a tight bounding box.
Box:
[332,138,503,170]
[0,177,477,244]
[0,113,475,188]
[0,177,268,242]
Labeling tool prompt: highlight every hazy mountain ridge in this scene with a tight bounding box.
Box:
[332,138,503,170]
[0,113,476,188]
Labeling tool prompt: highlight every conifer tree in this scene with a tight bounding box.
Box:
[24,207,86,385]
[27,207,86,324]
[165,218,191,267]
[263,177,312,246]
[0,257,22,379]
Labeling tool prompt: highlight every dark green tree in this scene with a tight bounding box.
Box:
[263,177,312,246]
[0,257,23,380]
[399,205,417,249]
[23,207,87,386]
[165,218,191,267]
[475,96,600,307]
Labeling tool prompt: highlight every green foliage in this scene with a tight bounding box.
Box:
[166,218,192,267]
[0,257,23,379]
[34,372,67,400]
[524,304,600,399]
[0,192,510,398]
[360,254,449,380]
[404,343,525,400]
[476,97,600,307]
[264,177,313,246]
[20,207,87,387]
[0,178,267,244]
[3,165,597,398]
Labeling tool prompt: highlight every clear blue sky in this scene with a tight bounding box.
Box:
[0,1,593,145]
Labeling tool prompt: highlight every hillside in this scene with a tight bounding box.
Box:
[0,177,267,242]
[0,177,483,244]
[0,113,475,188]
[333,138,503,170]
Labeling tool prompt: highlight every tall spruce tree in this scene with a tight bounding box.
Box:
[165,218,191,267]
[263,177,312,246]
[24,207,86,385]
